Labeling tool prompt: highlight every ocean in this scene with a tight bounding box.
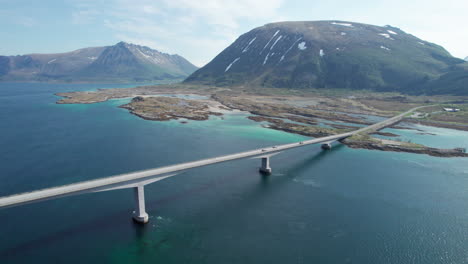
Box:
[0,83,467,263]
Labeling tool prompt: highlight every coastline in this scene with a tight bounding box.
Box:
[340,135,468,158]
[118,96,224,121]
[54,85,468,157]
[402,118,468,132]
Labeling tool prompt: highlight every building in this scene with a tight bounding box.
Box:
[443,108,460,112]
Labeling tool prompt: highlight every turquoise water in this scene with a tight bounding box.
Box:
[0,83,467,263]
[378,122,468,149]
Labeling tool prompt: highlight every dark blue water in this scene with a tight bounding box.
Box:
[0,83,467,263]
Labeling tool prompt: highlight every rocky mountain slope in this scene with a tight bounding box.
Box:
[0,42,197,82]
[185,21,466,95]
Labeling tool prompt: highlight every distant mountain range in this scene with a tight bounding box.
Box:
[185,21,468,95]
[0,42,198,83]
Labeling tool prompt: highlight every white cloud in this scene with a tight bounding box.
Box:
[142,5,160,14]
[71,0,285,66]
[0,10,36,27]
[72,9,100,24]
[70,0,468,65]
[162,0,284,29]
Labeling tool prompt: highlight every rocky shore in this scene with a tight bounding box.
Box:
[55,84,215,104]
[342,137,467,157]
[369,131,400,137]
[119,96,223,121]
[212,94,372,125]
[54,85,468,158]
[247,116,350,138]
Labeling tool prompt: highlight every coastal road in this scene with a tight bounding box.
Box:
[0,105,429,209]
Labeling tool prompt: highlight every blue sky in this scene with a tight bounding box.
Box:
[1,0,467,66]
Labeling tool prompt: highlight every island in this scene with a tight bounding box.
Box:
[119,96,223,121]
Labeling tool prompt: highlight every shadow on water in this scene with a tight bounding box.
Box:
[0,177,229,258]
[259,144,344,187]
[0,210,134,259]
[133,220,150,238]
[0,144,346,258]
[287,144,345,174]
[206,145,345,217]
[0,172,247,258]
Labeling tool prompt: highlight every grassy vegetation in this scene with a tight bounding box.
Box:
[412,64,468,96]
[411,103,468,125]
[348,133,426,149]
[347,133,379,142]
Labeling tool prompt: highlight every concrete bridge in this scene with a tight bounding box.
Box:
[0,106,427,223]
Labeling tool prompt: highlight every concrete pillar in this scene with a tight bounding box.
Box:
[132,185,149,224]
[321,143,332,150]
[259,156,272,174]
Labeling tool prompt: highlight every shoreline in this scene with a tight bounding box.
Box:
[402,118,468,132]
[118,96,226,121]
[342,138,468,158]
[54,87,468,157]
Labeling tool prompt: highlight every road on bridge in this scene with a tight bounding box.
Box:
[0,105,431,222]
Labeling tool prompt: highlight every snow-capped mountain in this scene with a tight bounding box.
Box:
[0,42,198,82]
[185,21,465,94]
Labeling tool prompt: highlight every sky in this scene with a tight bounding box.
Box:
[1,0,467,67]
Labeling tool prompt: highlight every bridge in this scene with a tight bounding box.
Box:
[0,106,426,223]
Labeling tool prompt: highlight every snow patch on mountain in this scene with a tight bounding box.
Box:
[380,46,391,51]
[137,49,151,59]
[387,30,397,35]
[261,30,280,54]
[319,49,325,57]
[47,59,56,64]
[331,22,353,27]
[379,33,394,40]
[280,38,302,62]
[270,35,282,50]
[263,53,271,65]
[225,57,240,72]
[298,42,307,50]
[242,37,257,53]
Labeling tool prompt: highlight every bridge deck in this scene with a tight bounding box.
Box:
[0,106,426,209]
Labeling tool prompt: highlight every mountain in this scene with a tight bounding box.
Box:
[412,62,468,95]
[185,21,466,95]
[0,42,198,83]
[464,56,468,61]
[0,47,106,81]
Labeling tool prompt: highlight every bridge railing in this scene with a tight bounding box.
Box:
[0,106,427,223]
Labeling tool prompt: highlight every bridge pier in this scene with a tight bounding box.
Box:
[132,185,149,224]
[321,142,332,150]
[259,156,272,174]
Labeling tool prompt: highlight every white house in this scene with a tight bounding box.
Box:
[443,108,460,112]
